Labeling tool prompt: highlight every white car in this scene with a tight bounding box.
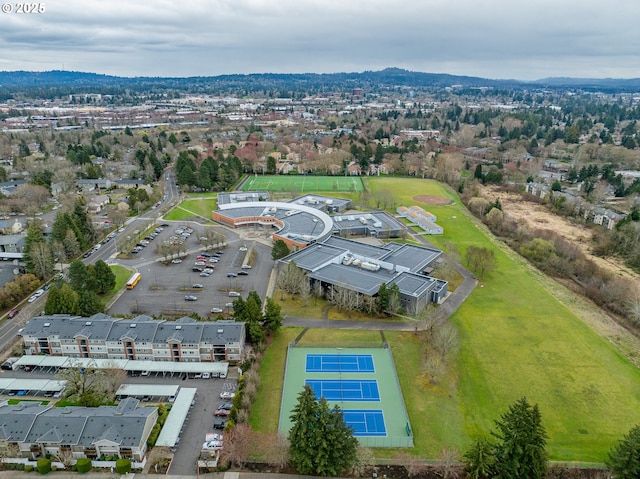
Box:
[171,259,183,264]
[220,391,236,399]
[211,308,224,313]
[27,295,38,303]
[202,440,223,450]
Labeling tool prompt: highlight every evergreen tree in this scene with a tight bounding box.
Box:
[77,290,103,316]
[474,164,484,180]
[271,239,291,260]
[92,260,116,294]
[68,260,98,293]
[464,437,495,479]
[288,385,358,476]
[44,283,80,315]
[72,200,97,247]
[22,222,46,277]
[376,283,390,313]
[491,397,548,479]
[606,424,640,479]
[263,297,283,333]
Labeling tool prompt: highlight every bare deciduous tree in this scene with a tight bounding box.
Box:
[433,322,460,360]
[394,451,428,478]
[100,361,128,395]
[219,423,254,469]
[351,446,376,477]
[258,432,290,471]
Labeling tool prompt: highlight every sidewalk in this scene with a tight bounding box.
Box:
[0,472,352,479]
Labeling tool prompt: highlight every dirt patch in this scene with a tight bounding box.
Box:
[413,195,452,205]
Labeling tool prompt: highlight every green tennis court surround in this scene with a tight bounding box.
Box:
[280,345,413,448]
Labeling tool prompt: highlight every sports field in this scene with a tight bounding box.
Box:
[241,175,364,192]
[280,346,412,448]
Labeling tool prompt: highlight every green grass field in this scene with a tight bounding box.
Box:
[241,175,364,192]
[251,177,640,462]
[164,198,218,221]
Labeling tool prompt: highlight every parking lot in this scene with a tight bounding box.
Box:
[108,221,273,318]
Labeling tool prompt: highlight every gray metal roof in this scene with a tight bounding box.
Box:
[310,263,397,295]
[0,401,50,442]
[116,384,180,398]
[284,236,445,298]
[391,272,437,297]
[155,388,197,447]
[0,378,66,393]
[13,356,229,375]
[217,201,334,243]
[382,244,442,273]
[292,194,351,210]
[17,397,155,448]
[21,315,245,347]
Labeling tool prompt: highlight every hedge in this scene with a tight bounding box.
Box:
[37,458,51,474]
[76,458,92,473]
[115,458,132,474]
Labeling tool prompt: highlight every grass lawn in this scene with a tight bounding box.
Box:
[241,175,364,193]
[164,198,218,221]
[103,265,132,305]
[252,177,640,462]
[250,327,302,433]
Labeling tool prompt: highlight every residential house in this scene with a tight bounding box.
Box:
[87,195,110,214]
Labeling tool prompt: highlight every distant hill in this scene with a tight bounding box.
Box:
[0,68,639,94]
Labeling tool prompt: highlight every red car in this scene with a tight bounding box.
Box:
[8,309,19,319]
[214,408,231,417]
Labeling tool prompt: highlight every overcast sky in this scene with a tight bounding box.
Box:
[1,0,639,80]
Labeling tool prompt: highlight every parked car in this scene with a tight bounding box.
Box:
[214,408,231,417]
[226,273,237,278]
[171,259,183,264]
[27,295,38,303]
[215,250,224,255]
[192,284,204,289]
[220,391,236,399]
[211,308,224,313]
[218,402,233,410]
[8,309,20,319]
[194,261,206,266]
[213,418,228,429]
[199,271,212,277]
[237,271,249,276]
[192,267,204,272]
[184,295,198,301]
[228,291,241,297]
[241,264,252,269]
[202,372,211,379]
[202,440,223,450]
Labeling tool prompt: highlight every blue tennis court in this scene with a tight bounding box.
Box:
[305,353,375,372]
[306,379,380,401]
[343,410,387,437]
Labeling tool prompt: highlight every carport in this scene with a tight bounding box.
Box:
[0,378,66,397]
[156,387,197,449]
[11,356,228,378]
[115,383,180,401]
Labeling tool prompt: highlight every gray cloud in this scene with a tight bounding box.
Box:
[0,0,639,79]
